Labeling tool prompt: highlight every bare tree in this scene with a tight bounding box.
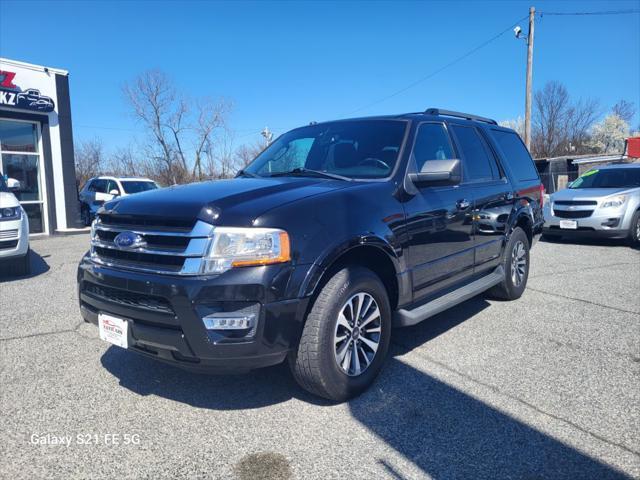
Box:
[123,69,232,184]
[109,147,144,178]
[74,138,105,188]
[611,100,636,124]
[123,70,188,185]
[194,98,232,180]
[235,140,267,172]
[531,81,599,158]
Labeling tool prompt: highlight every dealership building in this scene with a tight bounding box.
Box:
[0,57,79,235]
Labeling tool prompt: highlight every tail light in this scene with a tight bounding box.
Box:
[539,183,545,208]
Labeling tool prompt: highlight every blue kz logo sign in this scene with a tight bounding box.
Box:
[113,231,146,249]
[0,70,55,113]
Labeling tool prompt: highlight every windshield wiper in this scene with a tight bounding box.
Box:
[236,169,261,178]
[269,168,352,181]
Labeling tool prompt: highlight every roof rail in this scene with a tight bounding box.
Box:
[425,108,497,125]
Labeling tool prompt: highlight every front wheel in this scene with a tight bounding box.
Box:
[289,266,391,402]
[488,227,530,300]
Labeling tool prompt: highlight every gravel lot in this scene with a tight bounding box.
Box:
[1,234,639,479]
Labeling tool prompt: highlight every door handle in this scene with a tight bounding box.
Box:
[457,199,471,210]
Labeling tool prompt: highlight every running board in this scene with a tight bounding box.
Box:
[393,266,505,327]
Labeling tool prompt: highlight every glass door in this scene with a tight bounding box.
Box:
[0,119,48,234]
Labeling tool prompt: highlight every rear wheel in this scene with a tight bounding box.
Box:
[629,210,640,247]
[488,227,530,300]
[289,266,391,402]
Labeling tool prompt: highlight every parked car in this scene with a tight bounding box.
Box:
[543,163,640,245]
[0,176,30,276]
[77,108,544,401]
[78,176,158,226]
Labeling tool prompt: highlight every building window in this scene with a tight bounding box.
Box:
[0,119,47,234]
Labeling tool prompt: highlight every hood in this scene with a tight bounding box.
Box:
[103,177,353,226]
[0,191,19,208]
[551,186,637,202]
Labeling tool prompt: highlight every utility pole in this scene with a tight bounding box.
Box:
[261,126,274,146]
[524,6,535,151]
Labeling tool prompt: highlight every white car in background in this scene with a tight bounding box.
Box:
[0,176,30,276]
[78,176,159,226]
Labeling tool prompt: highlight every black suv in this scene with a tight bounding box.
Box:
[78,108,544,401]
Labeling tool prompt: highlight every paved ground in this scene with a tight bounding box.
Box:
[1,234,639,479]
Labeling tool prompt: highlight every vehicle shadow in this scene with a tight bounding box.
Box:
[0,249,50,282]
[100,295,631,478]
[541,235,632,249]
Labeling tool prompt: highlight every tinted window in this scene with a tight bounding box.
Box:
[412,123,455,171]
[0,120,38,153]
[121,181,158,194]
[569,168,640,189]
[91,180,108,193]
[491,130,539,182]
[451,125,497,182]
[107,180,119,194]
[245,120,407,179]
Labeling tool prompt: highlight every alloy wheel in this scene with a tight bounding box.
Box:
[511,240,527,287]
[334,292,382,377]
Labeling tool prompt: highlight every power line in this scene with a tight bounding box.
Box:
[538,9,640,16]
[343,15,529,116]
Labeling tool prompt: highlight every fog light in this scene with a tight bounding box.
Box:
[202,314,256,330]
[601,218,620,228]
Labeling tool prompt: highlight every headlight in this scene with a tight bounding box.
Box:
[0,206,21,221]
[201,227,291,274]
[600,195,626,209]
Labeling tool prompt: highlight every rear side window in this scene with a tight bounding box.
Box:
[450,125,498,182]
[491,130,539,182]
[412,123,455,171]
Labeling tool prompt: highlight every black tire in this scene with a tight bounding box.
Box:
[628,210,640,247]
[81,204,92,226]
[289,266,392,402]
[488,227,530,300]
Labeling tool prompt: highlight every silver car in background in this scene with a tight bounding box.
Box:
[543,163,640,245]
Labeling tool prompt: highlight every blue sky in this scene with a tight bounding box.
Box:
[1,0,638,153]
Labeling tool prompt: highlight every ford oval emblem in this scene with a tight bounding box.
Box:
[114,231,146,249]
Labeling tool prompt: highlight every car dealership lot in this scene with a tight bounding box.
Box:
[1,235,639,479]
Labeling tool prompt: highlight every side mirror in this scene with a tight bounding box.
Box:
[109,189,120,196]
[6,178,21,191]
[409,159,461,187]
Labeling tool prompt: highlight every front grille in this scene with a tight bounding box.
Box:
[83,281,175,314]
[554,200,597,206]
[554,210,593,219]
[98,213,194,231]
[90,214,213,275]
[0,229,19,240]
[0,239,18,250]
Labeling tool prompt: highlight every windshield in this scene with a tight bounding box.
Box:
[570,168,640,189]
[0,176,8,193]
[243,120,407,179]
[121,181,158,194]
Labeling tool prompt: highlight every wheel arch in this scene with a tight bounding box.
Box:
[301,237,401,310]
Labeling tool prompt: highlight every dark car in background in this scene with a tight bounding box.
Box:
[77,108,544,401]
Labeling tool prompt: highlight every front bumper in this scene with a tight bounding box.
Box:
[78,255,313,373]
[543,204,631,239]
[0,214,29,260]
